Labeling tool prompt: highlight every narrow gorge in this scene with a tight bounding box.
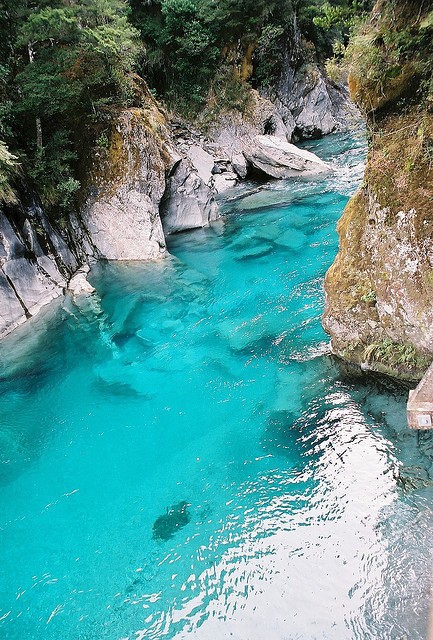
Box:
[2,1,433,639]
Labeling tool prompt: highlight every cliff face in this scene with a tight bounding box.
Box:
[276,60,357,141]
[323,0,433,380]
[0,194,80,338]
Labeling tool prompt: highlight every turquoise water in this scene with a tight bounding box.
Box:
[1,131,433,640]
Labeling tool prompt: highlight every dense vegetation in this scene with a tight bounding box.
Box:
[343,0,433,116]
[0,0,370,212]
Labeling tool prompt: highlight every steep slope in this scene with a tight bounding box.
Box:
[323,0,433,379]
[0,89,218,338]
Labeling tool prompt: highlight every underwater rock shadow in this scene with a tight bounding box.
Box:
[152,500,191,541]
[260,410,308,466]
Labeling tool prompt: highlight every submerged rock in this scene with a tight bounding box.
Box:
[152,500,191,540]
[244,135,331,179]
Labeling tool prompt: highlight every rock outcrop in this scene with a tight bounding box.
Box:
[244,135,331,179]
[160,159,219,234]
[82,108,175,260]
[82,102,219,259]
[323,0,433,380]
[276,63,357,140]
[0,196,79,338]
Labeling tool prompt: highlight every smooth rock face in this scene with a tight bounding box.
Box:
[231,153,248,179]
[0,201,78,338]
[160,159,219,234]
[82,109,176,260]
[244,135,331,179]
[185,145,215,186]
[212,171,239,193]
[83,191,167,260]
[68,266,95,296]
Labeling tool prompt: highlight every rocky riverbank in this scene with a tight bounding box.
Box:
[323,0,433,381]
[0,60,355,339]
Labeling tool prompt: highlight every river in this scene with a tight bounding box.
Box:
[1,130,433,640]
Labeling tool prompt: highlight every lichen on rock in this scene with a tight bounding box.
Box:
[323,0,433,380]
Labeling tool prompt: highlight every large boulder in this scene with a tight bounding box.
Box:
[201,90,293,162]
[244,135,331,179]
[82,108,176,260]
[160,159,219,234]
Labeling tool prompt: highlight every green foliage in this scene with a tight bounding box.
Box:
[313,1,354,30]
[363,339,429,372]
[345,2,433,113]
[203,65,254,122]
[0,141,18,204]
[360,289,376,304]
[0,0,143,212]
[27,130,80,208]
[96,132,110,149]
[0,0,375,211]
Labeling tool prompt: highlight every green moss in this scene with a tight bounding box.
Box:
[363,339,431,373]
[360,289,377,304]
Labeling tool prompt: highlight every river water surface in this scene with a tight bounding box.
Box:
[1,132,433,640]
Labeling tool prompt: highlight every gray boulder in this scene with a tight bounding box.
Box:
[160,159,219,234]
[231,153,248,179]
[0,200,78,338]
[244,135,331,179]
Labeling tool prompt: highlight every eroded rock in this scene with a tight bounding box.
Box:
[67,266,95,296]
[277,63,358,140]
[0,199,78,339]
[244,134,331,179]
[160,159,219,234]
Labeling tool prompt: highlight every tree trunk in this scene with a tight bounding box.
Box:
[27,42,43,151]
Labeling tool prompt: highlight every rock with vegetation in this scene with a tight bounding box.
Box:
[323,0,433,380]
[82,98,219,257]
[82,107,174,260]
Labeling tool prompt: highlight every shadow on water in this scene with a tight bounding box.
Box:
[152,500,191,541]
[260,410,306,465]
